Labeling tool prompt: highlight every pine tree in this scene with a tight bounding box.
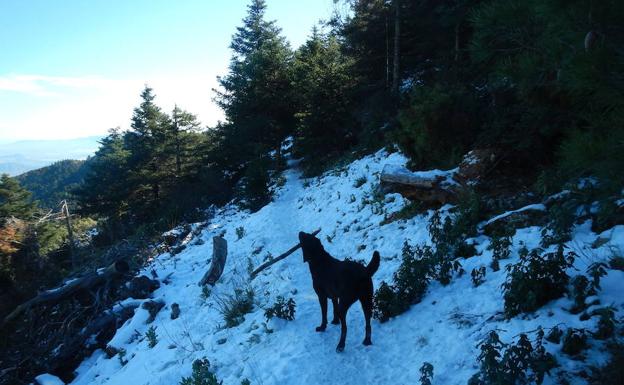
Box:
[76,128,131,241]
[214,0,296,169]
[169,105,201,179]
[293,27,358,171]
[0,174,37,223]
[125,86,172,216]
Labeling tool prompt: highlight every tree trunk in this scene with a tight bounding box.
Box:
[391,0,400,95]
[455,22,460,62]
[198,237,228,286]
[2,260,129,326]
[62,201,77,270]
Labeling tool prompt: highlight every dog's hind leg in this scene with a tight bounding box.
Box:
[336,296,356,352]
[360,293,373,346]
[316,293,328,332]
[331,298,340,325]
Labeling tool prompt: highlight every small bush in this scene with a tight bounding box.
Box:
[264,296,296,321]
[561,329,588,356]
[488,235,512,271]
[180,358,221,385]
[216,287,255,328]
[545,326,563,344]
[235,226,245,240]
[540,201,576,247]
[145,325,158,348]
[570,274,595,314]
[593,307,616,340]
[353,176,367,188]
[241,379,251,385]
[419,362,434,385]
[503,245,575,318]
[468,330,556,385]
[428,200,479,284]
[117,348,128,366]
[373,243,434,322]
[201,285,212,300]
[471,266,487,287]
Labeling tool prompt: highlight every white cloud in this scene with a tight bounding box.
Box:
[0,73,225,140]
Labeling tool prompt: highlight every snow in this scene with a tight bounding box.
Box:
[382,163,459,187]
[480,203,546,228]
[35,373,65,385]
[68,149,624,385]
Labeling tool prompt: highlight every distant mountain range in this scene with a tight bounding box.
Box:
[0,136,102,176]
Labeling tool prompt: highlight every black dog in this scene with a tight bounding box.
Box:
[299,231,380,352]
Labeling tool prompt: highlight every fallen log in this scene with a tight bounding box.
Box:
[380,164,458,204]
[198,236,228,286]
[250,228,321,280]
[2,260,129,326]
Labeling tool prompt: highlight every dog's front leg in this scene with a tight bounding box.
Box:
[331,298,340,325]
[316,294,328,332]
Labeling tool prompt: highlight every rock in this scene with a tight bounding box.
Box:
[121,276,160,299]
[142,300,165,323]
[217,338,227,345]
[170,303,180,320]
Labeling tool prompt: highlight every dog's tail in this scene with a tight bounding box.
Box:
[366,251,381,277]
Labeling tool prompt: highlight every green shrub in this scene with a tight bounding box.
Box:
[394,85,479,169]
[561,329,588,356]
[569,274,594,314]
[145,325,158,348]
[419,362,434,385]
[468,330,556,385]
[593,307,616,340]
[503,246,575,318]
[216,287,255,328]
[488,235,512,271]
[117,348,128,366]
[235,226,245,240]
[238,157,272,212]
[540,201,576,247]
[180,358,221,385]
[264,296,296,321]
[471,267,487,287]
[373,243,434,322]
[545,326,562,344]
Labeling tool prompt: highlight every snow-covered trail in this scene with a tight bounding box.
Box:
[70,150,624,385]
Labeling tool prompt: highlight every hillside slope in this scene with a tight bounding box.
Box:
[16,159,89,208]
[67,150,624,385]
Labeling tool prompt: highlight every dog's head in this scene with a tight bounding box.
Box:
[299,231,324,263]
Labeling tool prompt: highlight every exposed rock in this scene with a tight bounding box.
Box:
[121,276,160,299]
[170,303,180,320]
[142,300,165,323]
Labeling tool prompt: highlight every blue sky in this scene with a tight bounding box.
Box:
[0,0,339,141]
